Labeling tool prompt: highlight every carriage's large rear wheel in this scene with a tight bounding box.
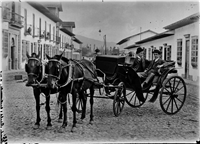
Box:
[125,89,147,108]
[160,75,186,114]
[113,82,126,117]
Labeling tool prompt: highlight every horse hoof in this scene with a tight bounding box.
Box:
[89,121,93,125]
[71,126,76,133]
[57,119,62,123]
[46,126,52,130]
[33,124,40,130]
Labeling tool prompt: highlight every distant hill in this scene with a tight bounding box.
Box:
[75,35,117,51]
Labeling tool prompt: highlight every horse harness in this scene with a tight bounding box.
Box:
[47,59,97,91]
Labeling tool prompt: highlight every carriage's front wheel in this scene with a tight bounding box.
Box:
[113,82,126,117]
[160,76,186,115]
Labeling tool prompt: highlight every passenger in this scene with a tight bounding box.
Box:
[31,53,37,58]
[125,51,134,65]
[140,49,166,88]
[130,47,146,72]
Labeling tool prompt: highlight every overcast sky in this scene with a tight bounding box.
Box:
[59,0,199,43]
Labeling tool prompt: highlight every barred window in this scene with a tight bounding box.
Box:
[177,39,182,65]
[191,36,198,68]
[166,45,171,61]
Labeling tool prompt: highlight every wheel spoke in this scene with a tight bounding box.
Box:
[174,96,183,103]
[128,92,135,103]
[173,97,179,110]
[164,87,171,94]
[168,81,173,92]
[171,98,174,113]
[162,96,171,106]
[134,93,137,105]
[174,79,181,93]
[175,85,184,93]
[166,99,172,112]
[172,78,176,92]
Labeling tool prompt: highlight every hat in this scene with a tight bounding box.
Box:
[153,49,161,54]
[128,51,133,56]
[136,47,144,54]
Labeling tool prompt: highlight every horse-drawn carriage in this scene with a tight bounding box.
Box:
[88,55,186,116]
[25,52,186,131]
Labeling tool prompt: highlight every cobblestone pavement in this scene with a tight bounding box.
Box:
[1,80,199,143]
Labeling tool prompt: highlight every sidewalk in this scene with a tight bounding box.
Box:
[184,78,199,87]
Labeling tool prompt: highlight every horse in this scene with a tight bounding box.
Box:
[45,53,97,132]
[25,52,63,130]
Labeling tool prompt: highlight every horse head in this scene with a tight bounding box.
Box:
[25,51,42,87]
[45,51,67,89]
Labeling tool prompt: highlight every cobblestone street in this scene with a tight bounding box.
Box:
[2,80,199,143]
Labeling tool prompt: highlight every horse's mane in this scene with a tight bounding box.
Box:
[61,57,69,63]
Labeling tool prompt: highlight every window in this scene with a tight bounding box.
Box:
[177,39,182,66]
[24,9,27,34]
[39,18,41,37]
[33,14,35,37]
[191,36,198,68]
[166,45,171,61]
[143,48,146,59]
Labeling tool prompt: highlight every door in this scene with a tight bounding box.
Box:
[11,37,15,69]
[185,39,190,79]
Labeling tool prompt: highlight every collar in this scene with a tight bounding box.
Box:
[155,58,159,62]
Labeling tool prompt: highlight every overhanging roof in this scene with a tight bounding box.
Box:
[40,2,63,11]
[28,2,62,22]
[135,30,175,44]
[164,13,199,30]
[60,28,75,37]
[73,37,82,44]
[124,44,140,49]
[116,30,157,45]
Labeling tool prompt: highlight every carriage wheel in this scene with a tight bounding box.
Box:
[76,96,84,113]
[113,82,126,117]
[160,76,186,115]
[125,89,147,108]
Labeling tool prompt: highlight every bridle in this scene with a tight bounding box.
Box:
[46,59,73,88]
[26,58,41,78]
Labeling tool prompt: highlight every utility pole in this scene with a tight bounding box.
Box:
[104,35,106,55]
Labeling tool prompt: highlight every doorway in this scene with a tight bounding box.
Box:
[11,38,15,69]
[185,39,190,79]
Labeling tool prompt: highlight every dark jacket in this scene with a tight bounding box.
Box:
[145,58,165,74]
[131,57,147,72]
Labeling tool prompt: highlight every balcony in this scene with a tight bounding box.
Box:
[45,32,51,41]
[24,24,32,36]
[9,12,24,28]
[2,7,11,22]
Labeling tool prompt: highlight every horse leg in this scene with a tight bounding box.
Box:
[58,99,63,123]
[80,90,87,121]
[71,90,77,132]
[89,86,94,124]
[33,89,41,129]
[45,95,52,130]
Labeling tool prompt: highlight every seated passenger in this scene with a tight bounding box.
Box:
[125,51,134,65]
[139,49,166,88]
[130,47,146,72]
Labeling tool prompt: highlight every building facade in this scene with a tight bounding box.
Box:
[135,13,199,81]
[1,1,82,72]
[117,30,157,55]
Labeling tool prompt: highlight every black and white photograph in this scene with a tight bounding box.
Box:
[0,0,199,143]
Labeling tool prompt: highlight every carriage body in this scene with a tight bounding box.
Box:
[95,55,187,115]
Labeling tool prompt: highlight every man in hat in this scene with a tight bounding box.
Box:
[125,51,134,65]
[141,49,165,87]
[131,47,146,72]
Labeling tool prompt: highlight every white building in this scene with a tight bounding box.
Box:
[20,2,63,69]
[134,13,199,81]
[117,30,157,55]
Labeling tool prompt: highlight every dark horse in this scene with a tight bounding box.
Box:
[45,53,97,132]
[25,52,63,130]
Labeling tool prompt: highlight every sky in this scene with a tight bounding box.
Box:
[59,0,199,43]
